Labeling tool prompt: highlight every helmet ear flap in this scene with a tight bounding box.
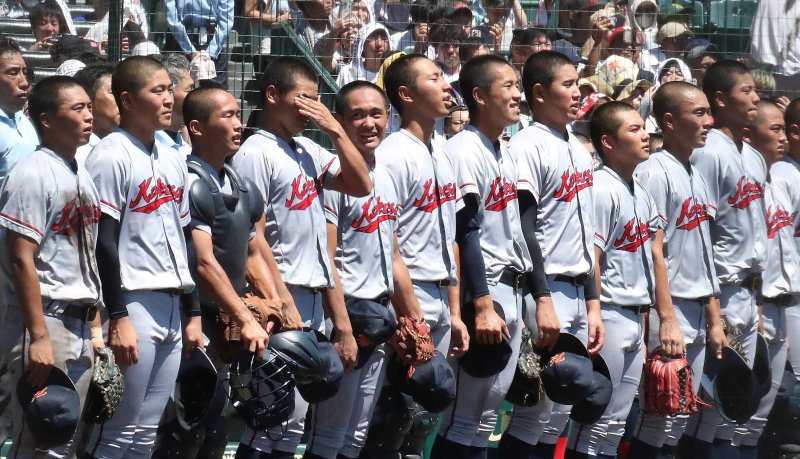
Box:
[227,350,296,430]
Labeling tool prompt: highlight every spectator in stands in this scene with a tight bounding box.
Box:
[164,0,232,89]
[459,36,489,64]
[73,64,118,165]
[641,21,692,77]
[551,0,606,68]
[630,0,658,50]
[336,23,391,87]
[471,0,524,53]
[155,53,193,155]
[605,27,654,81]
[294,0,335,51]
[684,38,719,90]
[84,0,149,54]
[447,2,473,36]
[656,57,690,85]
[444,104,468,138]
[314,0,372,74]
[373,0,413,33]
[0,38,38,183]
[751,0,800,96]
[510,28,551,74]
[27,0,68,52]
[50,34,103,67]
[431,20,466,83]
[391,0,444,55]
[242,0,290,55]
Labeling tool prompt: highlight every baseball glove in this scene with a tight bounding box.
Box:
[514,328,544,405]
[643,348,709,417]
[391,317,434,365]
[84,346,124,423]
[217,294,284,362]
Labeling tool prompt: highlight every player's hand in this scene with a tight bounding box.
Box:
[240,314,270,359]
[449,316,470,358]
[535,296,560,351]
[706,319,727,360]
[474,295,508,345]
[757,305,764,334]
[332,330,358,371]
[281,300,303,331]
[109,317,139,367]
[295,94,342,137]
[658,316,685,356]
[183,315,205,356]
[586,300,605,356]
[27,334,54,388]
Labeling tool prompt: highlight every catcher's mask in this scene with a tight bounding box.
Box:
[227,349,296,430]
[175,348,226,430]
[539,332,596,405]
[386,350,456,413]
[569,353,613,425]
[336,297,397,369]
[297,331,344,403]
[459,299,513,378]
[16,366,80,449]
[268,329,324,385]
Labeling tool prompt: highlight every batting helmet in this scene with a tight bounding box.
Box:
[174,348,226,430]
[226,349,295,430]
[459,299,513,378]
[268,329,324,385]
[16,366,80,449]
[297,331,344,403]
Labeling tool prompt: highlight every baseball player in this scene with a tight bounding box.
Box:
[305,81,427,459]
[0,76,100,457]
[679,60,767,458]
[430,55,532,457]
[628,81,727,458]
[500,51,604,459]
[231,56,372,459]
[83,56,201,459]
[772,98,800,384]
[566,101,657,458]
[732,99,797,456]
[73,64,119,167]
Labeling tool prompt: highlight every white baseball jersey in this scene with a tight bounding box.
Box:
[690,129,768,284]
[85,129,194,292]
[593,166,659,306]
[509,121,595,277]
[377,129,460,284]
[324,165,399,300]
[445,125,532,281]
[0,148,101,304]
[771,157,800,254]
[634,150,720,299]
[232,130,341,289]
[762,179,800,297]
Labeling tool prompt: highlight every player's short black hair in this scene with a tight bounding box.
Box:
[383,54,429,115]
[183,86,229,127]
[260,56,318,95]
[702,60,752,111]
[522,50,573,109]
[111,56,168,109]
[28,75,83,134]
[334,80,389,115]
[28,0,67,36]
[751,98,784,129]
[785,97,800,130]
[459,36,488,63]
[589,101,637,157]
[73,64,114,99]
[459,54,510,115]
[652,81,702,130]
[0,36,22,58]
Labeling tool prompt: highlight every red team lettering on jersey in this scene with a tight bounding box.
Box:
[727,176,765,209]
[767,206,794,239]
[51,198,102,236]
[676,197,712,231]
[485,176,518,211]
[129,177,185,214]
[553,168,593,202]
[412,178,457,212]
[351,196,400,233]
[614,218,651,252]
[285,175,322,210]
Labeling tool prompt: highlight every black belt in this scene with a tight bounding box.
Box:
[763,294,796,307]
[621,304,651,314]
[741,274,763,292]
[498,270,525,290]
[154,288,183,296]
[552,274,588,286]
[687,295,712,305]
[62,304,98,322]
[286,284,323,294]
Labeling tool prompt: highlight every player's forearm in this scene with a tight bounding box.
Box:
[330,131,372,197]
[323,223,352,333]
[196,254,252,323]
[456,197,490,300]
[519,191,551,298]
[8,234,47,339]
[97,215,126,319]
[449,242,462,320]
[704,296,723,326]
[390,243,424,320]
[246,241,281,305]
[651,230,676,321]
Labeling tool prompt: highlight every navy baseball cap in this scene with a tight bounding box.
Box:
[298,332,344,404]
[386,351,456,413]
[703,342,759,424]
[16,366,80,449]
[343,298,397,369]
[459,299,513,378]
[570,354,613,424]
[539,333,595,405]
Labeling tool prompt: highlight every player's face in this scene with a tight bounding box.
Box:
[748,104,786,165]
[270,77,318,135]
[483,64,521,128]
[125,69,174,131]
[409,58,452,119]
[171,69,194,128]
[200,91,242,158]
[91,74,119,137]
[724,73,760,125]
[44,85,93,151]
[539,63,581,126]
[0,52,29,115]
[339,88,388,155]
[612,110,650,164]
[673,89,712,148]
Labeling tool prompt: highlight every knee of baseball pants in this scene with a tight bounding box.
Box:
[633,413,673,448]
[685,403,735,443]
[339,346,388,458]
[306,370,362,458]
[568,419,628,456]
[504,398,569,446]
[785,304,800,381]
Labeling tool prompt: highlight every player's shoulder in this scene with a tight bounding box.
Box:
[771,160,800,180]
[377,131,421,169]
[5,149,53,182]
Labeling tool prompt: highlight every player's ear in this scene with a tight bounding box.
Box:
[187,119,202,139]
[119,90,134,112]
[788,123,800,143]
[600,132,614,152]
[472,86,486,108]
[397,84,414,105]
[264,85,279,106]
[712,90,726,111]
[662,112,674,132]
[531,82,546,104]
[38,110,53,130]
[742,126,752,144]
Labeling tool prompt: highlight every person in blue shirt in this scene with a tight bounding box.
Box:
[0,37,38,185]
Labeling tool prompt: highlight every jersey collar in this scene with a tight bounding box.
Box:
[38,146,79,174]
